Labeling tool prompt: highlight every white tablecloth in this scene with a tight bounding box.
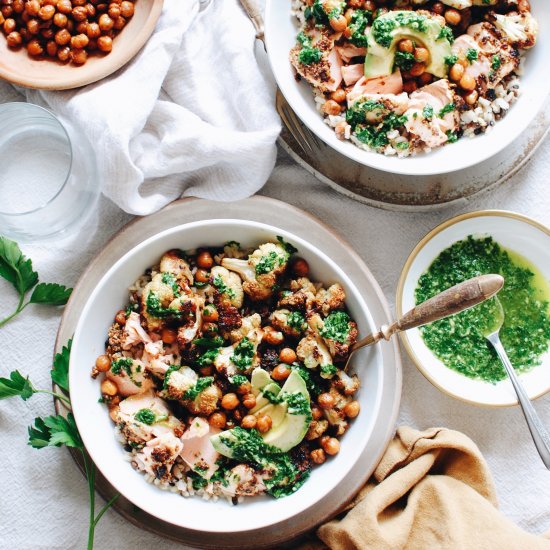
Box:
[1,80,549,548]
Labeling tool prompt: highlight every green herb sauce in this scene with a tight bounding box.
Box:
[415,236,550,382]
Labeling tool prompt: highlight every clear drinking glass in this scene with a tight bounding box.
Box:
[0,102,99,242]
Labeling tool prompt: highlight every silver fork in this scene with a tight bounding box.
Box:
[276,91,324,155]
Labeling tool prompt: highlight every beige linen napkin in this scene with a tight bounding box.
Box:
[312,427,550,550]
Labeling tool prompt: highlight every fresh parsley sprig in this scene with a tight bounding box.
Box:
[0,237,72,327]
[0,341,118,549]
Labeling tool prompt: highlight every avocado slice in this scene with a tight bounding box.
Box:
[364,11,453,79]
[210,429,238,459]
[261,371,312,453]
[251,367,272,396]
[251,382,282,413]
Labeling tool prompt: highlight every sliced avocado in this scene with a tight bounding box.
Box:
[364,11,453,79]
[255,402,287,430]
[260,371,312,452]
[251,382,282,413]
[210,430,238,458]
[251,367,272,396]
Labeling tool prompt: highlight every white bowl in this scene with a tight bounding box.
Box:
[265,0,550,176]
[397,210,550,407]
[69,219,393,534]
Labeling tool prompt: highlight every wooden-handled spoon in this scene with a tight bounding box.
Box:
[344,274,505,371]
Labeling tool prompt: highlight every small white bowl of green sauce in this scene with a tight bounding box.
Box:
[397,210,550,407]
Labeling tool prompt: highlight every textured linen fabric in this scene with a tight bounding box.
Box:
[316,427,550,550]
[21,0,281,215]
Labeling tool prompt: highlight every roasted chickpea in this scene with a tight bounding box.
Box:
[161,327,177,344]
[55,27,70,44]
[70,47,88,64]
[119,0,133,17]
[202,305,218,323]
[272,363,291,381]
[398,38,414,53]
[45,40,57,56]
[403,80,417,94]
[318,392,335,410]
[1,5,13,18]
[26,38,43,55]
[95,354,111,372]
[98,12,113,30]
[322,99,341,116]
[209,412,226,429]
[329,14,347,32]
[310,448,326,464]
[444,8,461,26]
[409,62,425,77]
[75,20,88,33]
[202,321,218,336]
[449,62,464,82]
[53,12,67,26]
[459,74,476,91]
[418,72,432,86]
[71,5,87,20]
[57,44,70,61]
[330,89,346,104]
[115,309,126,325]
[6,30,22,46]
[279,348,297,365]
[13,0,24,13]
[344,400,360,418]
[256,414,273,434]
[343,8,354,24]
[518,0,530,11]
[292,258,310,277]
[321,437,340,455]
[414,47,429,63]
[109,405,119,422]
[3,17,16,33]
[311,405,323,421]
[107,2,120,18]
[101,379,118,396]
[348,0,364,7]
[236,382,252,395]
[86,20,99,37]
[25,0,40,16]
[38,5,55,19]
[71,32,88,48]
[241,415,257,429]
[242,393,257,410]
[26,18,40,33]
[112,15,125,30]
[221,393,239,410]
[263,326,284,346]
[196,250,214,269]
[56,0,72,13]
[464,89,479,105]
[199,366,213,377]
[86,3,95,17]
[431,1,444,15]
[73,0,86,5]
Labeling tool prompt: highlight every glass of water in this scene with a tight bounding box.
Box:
[0,102,99,242]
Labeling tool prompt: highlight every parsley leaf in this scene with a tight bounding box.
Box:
[394,51,415,71]
[491,54,501,70]
[466,48,478,63]
[296,32,322,65]
[193,336,224,348]
[28,413,83,449]
[51,339,71,392]
[0,370,35,401]
[134,408,156,425]
[29,283,72,305]
[445,54,458,66]
[438,103,455,118]
[348,9,371,48]
[320,311,352,343]
[232,337,255,370]
[276,236,298,255]
[423,105,434,121]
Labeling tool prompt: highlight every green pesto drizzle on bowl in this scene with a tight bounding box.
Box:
[415,236,550,383]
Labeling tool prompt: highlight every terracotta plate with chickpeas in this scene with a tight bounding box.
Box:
[0,0,163,90]
[60,198,401,546]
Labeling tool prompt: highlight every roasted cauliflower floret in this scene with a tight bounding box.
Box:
[229,313,263,343]
[314,283,346,316]
[333,370,360,396]
[309,311,358,364]
[183,382,221,416]
[322,386,352,436]
[210,266,244,308]
[305,419,329,441]
[296,331,336,379]
[222,464,266,497]
[278,277,317,310]
[176,295,204,347]
[222,241,293,302]
[493,11,538,49]
[270,309,307,338]
[159,250,193,288]
[162,365,198,401]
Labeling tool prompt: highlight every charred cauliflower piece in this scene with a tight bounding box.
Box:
[492,11,538,49]
[296,331,336,379]
[162,365,198,401]
[309,311,358,364]
[314,283,346,316]
[159,250,194,288]
[176,295,204,347]
[222,240,293,302]
[305,419,329,441]
[210,266,244,308]
[333,370,360,396]
[183,380,221,416]
[270,309,307,338]
[222,464,266,497]
[228,313,263,343]
[278,277,317,311]
[322,386,352,436]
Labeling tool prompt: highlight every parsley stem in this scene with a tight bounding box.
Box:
[81,450,96,550]
[35,389,71,406]
[93,493,120,527]
[0,298,30,328]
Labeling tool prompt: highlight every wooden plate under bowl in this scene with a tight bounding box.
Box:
[0,0,163,91]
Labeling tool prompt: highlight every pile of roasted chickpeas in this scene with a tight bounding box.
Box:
[0,0,136,65]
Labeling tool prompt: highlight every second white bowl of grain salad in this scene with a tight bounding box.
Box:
[265,0,550,175]
[69,219,400,536]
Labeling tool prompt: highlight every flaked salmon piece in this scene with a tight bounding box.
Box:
[106,357,154,397]
[180,418,220,480]
[122,312,152,350]
[467,23,519,87]
[348,91,409,116]
[222,464,266,497]
[347,71,403,102]
[136,432,184,481]
[289,27,342,92]
[452,34,491,91]
[336,44,366,63]
[404,80,459,149]
[341,63,364,87]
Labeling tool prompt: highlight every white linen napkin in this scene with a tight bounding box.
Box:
[23,0,281,215]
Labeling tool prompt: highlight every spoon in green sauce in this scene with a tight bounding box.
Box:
[482,297,550,470]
